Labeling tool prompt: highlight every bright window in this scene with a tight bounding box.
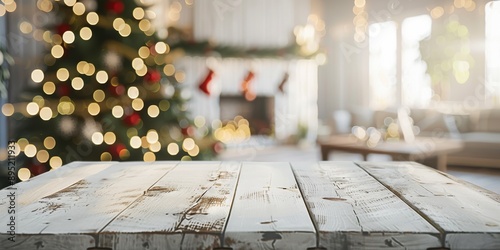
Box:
[486,1,500,106]
[369,21,397,110]
[401,15,432,108]
[369,15,432,110]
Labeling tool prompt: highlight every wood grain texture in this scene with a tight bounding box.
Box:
[357,161,500,249]
[0,162,113,236]
[13,161,177,235]
[0,234,95,250]
[0,162,112,211]
[3,160,499,250]
[224,162,316,249]
[440,171,500,203]
[291,161,440,249]
[99,161,241,250]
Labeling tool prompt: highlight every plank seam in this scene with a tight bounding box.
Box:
[176,165,226,248]
[289,162,320,249]
[219,161,242,248]
[354,161,447,248]
[96,162,181,234]
[437,170,500,203]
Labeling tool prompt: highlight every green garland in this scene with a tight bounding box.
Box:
[167,27,319,59]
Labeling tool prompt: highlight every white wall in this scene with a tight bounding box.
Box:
[317,0,369,121]
[192,0,309,48]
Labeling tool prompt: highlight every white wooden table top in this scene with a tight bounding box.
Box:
[1,161,499,250]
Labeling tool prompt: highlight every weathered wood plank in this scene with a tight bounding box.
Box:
[0,162,113,234]
[0,161,112,206]
[0,234,96,250]
[12,161,177,235]
[224,162,316,249]
[440,171,500,203]
[99,161,241,250]
[291,161,440,249]
[357,161,500,249]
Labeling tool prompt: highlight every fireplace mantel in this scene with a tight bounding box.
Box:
[176,57,318,143]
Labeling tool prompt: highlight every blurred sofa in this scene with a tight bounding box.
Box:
[331,108,500,169]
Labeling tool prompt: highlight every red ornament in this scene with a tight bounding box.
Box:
[144,70,161,83]
[123,112,141,126]
[57,84,71,97]
[56,23,71,36]
[181,126,195,136]
[109,143,126,159]
[199,69,214,96]
[106,0,125,14]
[109,84,125,96]
[278,72,289,94]
[29,163,47,176]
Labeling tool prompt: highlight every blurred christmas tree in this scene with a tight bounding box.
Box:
[10,0,217,178]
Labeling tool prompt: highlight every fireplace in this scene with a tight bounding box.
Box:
[219,95,274,136]
[180,57,318,143]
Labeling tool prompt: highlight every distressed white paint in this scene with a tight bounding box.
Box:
[0,162,113,232]
[3,161,500,249]
[224,162,316,249]
[357,161,500,249]
[291,161,440,249]
[13,162,177,234]
[99,161,241,249]
[0,162,112,205]
[0,234,95,250]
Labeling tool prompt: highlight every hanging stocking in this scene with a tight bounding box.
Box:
[278,72,289,93]
[199,69,214,96]
[241,70,255,100]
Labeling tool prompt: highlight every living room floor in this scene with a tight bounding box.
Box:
[216,144,500,194]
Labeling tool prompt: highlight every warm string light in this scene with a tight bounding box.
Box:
[112,18,132,37]
[168,1,182,23]
[62,31,75,44]
[37,0,53,13]
[1,103,14,116]
[294,14,325,56]
[31,69,45,83]
[213,116,252,144]
[133,7,145,20]
[0,0,17,16]
[72,2,85,15]
[71,77,84,90]
[15,134,61,172]
[87,12,99,25]
[454,0,476,11]
[49,156,63,169]
[18,168,31,181]
[167,142,179,155]
[353,0,367,43]
[430,1,476,20]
